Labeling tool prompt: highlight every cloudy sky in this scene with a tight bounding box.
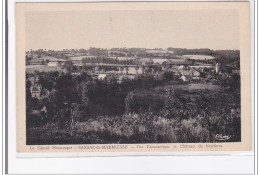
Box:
[25,10,239,51]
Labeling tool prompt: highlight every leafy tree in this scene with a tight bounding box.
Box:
[63,60,74,73]
[164,88,186,119]
[125,67,129,74]
[120,67,124,74]
[125,91,137,114]
[40,88,49,97]
[82,83,90,105]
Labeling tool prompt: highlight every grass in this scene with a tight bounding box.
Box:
[26,65,63,73]
[153,83,220,92]
[26,108,241,145]
[182,55,215,60]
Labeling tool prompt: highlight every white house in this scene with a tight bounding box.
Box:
[28,76,39,85]
[98,74,107,80]
[193,70,200,77]
[30,85,42,99]
[47,61,60,67]
[178,65,190,70]
[215,63,220,73]
[180,75,190,82]
[118,75,135,83]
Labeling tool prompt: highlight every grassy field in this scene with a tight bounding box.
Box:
[182,55,215,60]
[29,56,66,62]
[153,83,221,92]
[27,107,240,145]
[26,65,63,73]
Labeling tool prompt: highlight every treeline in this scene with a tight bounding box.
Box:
[167,48,240,65]
[167,48,239,57]
[82,57,137,65]
[26,69,240,124]
[26,71,176,125]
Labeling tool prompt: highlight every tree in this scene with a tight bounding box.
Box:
[135,66,139,74]
[70,103,82,130]
[104,75,117,85]
[40,88,49,98]
[125,67,129,74]
[164,88,186,118]
[63,60,74,73]
[82,58,87,70]
[120,67,124,74]
[82,83,90,105]
[26,80,32,112]
[163,71,173,81]
[125,91,137,114]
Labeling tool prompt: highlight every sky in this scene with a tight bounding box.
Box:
[25,10,240,51]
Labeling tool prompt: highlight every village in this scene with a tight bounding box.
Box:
[26,48,240,99]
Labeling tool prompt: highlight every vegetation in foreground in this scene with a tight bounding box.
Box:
[26,69,241,144]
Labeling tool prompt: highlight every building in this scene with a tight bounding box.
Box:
[47,61,61,67]
[179,75,191,82]
[215,63,220,73]
[30,84,42,99]
[98,74,107,80]
[178,65,190,70]
[118,75,135,83]
[122,67,130,74]
[41,106,47,114]
[193,70,200,77]
[178,67,201,82]
[28,76,39,85]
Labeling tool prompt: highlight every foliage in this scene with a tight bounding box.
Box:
[26,65,241,144]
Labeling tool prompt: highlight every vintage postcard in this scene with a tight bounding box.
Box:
[16,2,252,153]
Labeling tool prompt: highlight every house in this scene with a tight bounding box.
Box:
[179,69,190,76]
[118,75,135,83]
[30,85,42,99]
[178,65,190,70]
[137,67,144,74]
[191,70,201,80]
[28,76,39,85]
[215,63,220,73]
[168,68,178,74]
[98,74,107,80]
[180,75,191,82]
[192,77,200,80]
[122,67,130,74]
[47,61,61,67]
[179,68,201,82]
[193,70,200,77]
[41,106,47,114]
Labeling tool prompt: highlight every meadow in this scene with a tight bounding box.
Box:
[26,65,64,73]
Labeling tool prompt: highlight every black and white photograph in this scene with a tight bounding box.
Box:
[15,2,251,152]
